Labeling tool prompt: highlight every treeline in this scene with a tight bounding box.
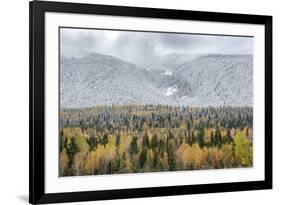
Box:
[59,105,253,176]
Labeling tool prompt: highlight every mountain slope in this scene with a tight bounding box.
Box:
[171,54,253,106]
[60,53,169,108]
[60,52,252,108]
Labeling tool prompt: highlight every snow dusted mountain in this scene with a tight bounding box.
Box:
[169,54,253,106]
[160,53,202,71]
[60,53,170,108]
[60,52,252,108]
[141,53,202,91]
[144,53,201,76]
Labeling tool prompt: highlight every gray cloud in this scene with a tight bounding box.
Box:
[60,28,253,66]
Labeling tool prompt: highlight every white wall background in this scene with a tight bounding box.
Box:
[0,0,279,204]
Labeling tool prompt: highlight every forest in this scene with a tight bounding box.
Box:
[59,105,253,176]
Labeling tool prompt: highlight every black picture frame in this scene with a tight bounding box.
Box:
[29,1,272,204]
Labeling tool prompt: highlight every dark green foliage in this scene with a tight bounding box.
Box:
[59,129,66,152]
[166,139,176,171]
[152,150,159,169]
[159,138,166,153]
[225,129,233,144]
[142,132,149,149]
[101,133,108,145]
[191,131,196,145]
[210,132,215,146]
[61,105,253,131]
[151,134,158,150]
[115,132,121,147]
[198,129,205,148]
[87,136,97,151]
[66,137,78,162]
[129,136,138,155]
[140,148,147,169]
[214,128,223,148]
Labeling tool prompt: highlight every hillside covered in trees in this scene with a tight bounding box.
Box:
[59,105,253,176]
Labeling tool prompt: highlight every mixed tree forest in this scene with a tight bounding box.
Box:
[59,28,254,177]
[59,105,253,176]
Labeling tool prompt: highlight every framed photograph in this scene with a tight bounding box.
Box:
[29,0,272,204]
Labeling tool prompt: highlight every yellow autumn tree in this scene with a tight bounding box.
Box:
[74,128,89,153]
[104,136,117,173]
[73,152,86,175]
[220,144,233,168]
[193,144,208,169]
[208,147,221,169]
[176,143,190,169]
[234,131,252,167]
[161,151,169,171]
[84,151,95,175]
[59,148,69,176]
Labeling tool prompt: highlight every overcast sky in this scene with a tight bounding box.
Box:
[60,28,253,66]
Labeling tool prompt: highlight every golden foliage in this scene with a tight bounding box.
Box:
[59,149,69,176]
[59,105,253,176]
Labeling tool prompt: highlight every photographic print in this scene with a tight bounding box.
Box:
[30,2,272,203]
[59,28,253,177]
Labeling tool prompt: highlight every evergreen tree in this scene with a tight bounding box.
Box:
[210,131,214,146]
[198,129,205,148]
[142,132,150,149]
[129,136,138,155]
[101,133,109,146]
[191,131,196,144]
[225,129,232,144]
[214,128,222,148]
[151,134,158,150]
[139,148,147,169]
[166,140,176,171]
[66,137,78,163]
[152,150,159,169]
[115,132,121,147]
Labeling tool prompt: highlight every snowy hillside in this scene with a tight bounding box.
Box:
[60,52,252,108]
[160,53,202,71]
[172,54,253,106]
[60,53,170,108]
